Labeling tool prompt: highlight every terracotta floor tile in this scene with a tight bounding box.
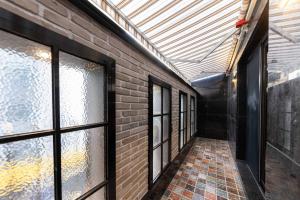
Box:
[161,138,247,200]
[169,192,181,200]
[205,191,216,200]
[182,190,194,199]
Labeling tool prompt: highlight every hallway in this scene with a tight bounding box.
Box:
[161,138,246,200]
[0,0,299,199]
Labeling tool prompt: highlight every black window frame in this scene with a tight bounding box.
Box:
[190,96,196,137]
[179,91,188,151]
[148,75,172,189]
[0,9,116,200]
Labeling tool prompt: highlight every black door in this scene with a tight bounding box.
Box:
[246,46,261,181]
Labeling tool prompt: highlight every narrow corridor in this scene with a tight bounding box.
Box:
[161,138,247,200]
[1,1,299,199]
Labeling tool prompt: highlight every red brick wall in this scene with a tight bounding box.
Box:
[0,1,197,199]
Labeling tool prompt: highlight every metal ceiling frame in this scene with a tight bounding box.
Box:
[88,0,250,81]
[169,40,233,60]
[167,29,238,64]
[157,13,238,51]
[270,22,299,43]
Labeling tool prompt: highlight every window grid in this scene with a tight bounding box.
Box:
[179,91,188,151]
[190,96,196,137]
[0,19,116,200]
[152,85,170,181]
[149,76,171,187]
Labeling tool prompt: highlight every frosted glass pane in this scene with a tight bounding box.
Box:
[153,146,161,181]
[180,113,184,130]
[180,95,184,112]
[180,95,186,112]
[180,130,184,148]
[61,127,105,200]
[153,116,161,147]
[153,85,161,115]
[184,113,187,129]
[163,88,170,114]
[86,187,105,200]
[191,111,195,123]
[193,123,195,133]
[60,52,104,127]
[163,116,169,141]
[0,136,54,199]
[0,30,52,136]
[191,98,195,109]
[163,141,168,168]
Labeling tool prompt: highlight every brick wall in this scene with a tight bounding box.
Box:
[0,0,197,199]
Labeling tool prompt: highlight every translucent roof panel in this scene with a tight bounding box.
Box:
[89,0,247,81]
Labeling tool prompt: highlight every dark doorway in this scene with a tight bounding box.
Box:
[245,46,261,182]
[235,2,268,190]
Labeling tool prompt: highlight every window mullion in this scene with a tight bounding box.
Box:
[52,47,62,200]
[160,86,163,173]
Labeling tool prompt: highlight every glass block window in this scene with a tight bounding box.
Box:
[0,29,114,200]
[179,92,187,150]
[149,77,171,185]
[190,96,196,137]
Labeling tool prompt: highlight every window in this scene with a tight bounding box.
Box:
[149,76,171,186]
[0,13,115,200]
[190,96,196,137]
[179,91,187,150]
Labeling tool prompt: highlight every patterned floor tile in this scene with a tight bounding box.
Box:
[161,138,248,200]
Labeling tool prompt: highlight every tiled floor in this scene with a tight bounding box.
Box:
[161,138,247,200]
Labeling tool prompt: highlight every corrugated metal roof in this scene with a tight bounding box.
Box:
[88,0,249,82]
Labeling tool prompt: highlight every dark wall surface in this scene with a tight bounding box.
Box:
[227,73,237,158]
[265,78,300,200]
[193,75,228,140]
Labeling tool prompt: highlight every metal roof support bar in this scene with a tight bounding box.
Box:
[270,22,299,44]
[167,28,239,64]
